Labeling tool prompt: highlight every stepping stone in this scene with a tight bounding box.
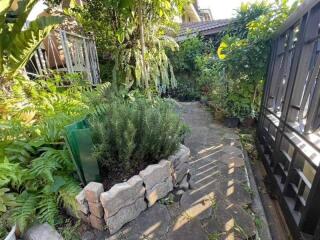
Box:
[220,154,245,168]
[221,146,243,157]
[217,179,252,208]
[202,198,256,240]
[167,217,207,240]
[106,203,171,240]
[223,133,240,140]
[180,190,215,220]
[217,163,248,184]
[24,223,63,240]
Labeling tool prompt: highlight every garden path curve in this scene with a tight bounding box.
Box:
[105,102,256,240]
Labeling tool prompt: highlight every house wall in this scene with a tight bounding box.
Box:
[181,4,201,23]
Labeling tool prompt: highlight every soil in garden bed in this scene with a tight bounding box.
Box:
[99,160,157,191]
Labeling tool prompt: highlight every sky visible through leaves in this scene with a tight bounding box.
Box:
[198,0,297,19]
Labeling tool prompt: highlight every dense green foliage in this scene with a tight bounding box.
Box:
[0,1,86,237]
[215,0,298,118]
[170,0,298,120]
[169,0,297,120]
[0,75,110,236]
[91,93,188,183]
[70,0,189,93]
[167,37,214,100]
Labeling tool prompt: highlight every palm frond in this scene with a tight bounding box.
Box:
[7,16,63,77]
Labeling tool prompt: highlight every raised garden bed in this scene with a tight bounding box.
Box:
[74,144,191,234]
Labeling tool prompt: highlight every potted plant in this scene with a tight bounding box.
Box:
[224,104,241,128]
[224,115,240,128]
[242,110,257,127]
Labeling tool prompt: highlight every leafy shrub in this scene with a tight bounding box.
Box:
[167,37,216,100]
[166,73,201,101]
[169,37,208,74]
[215,1,298,118]
[91,96,188,182]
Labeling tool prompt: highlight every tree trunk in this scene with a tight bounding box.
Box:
[138,0,151,98]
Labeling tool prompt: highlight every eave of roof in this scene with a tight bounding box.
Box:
[177,19,232,41]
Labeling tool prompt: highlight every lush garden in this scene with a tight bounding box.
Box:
[168,1,297,122]
[0,0,298,238]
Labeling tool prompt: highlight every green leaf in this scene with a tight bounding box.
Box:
[6,15,63,77]
[50,176,66,193]
[119,0,132,8]
[10,0,39,33]
[117,31,125,43]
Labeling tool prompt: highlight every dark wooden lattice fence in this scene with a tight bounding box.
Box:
[257,0,320,239]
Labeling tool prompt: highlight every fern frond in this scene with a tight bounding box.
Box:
[12,191,38,233]
[39,147,74,170]
[0,188,16,213]
[58,177,81,216]
[37,193,59,225]
[5,141,35,164]
[0,159,23,188]
[29,151,62,183]
[90,103,108,119]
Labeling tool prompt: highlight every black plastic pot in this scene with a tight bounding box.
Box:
[224,117,240,128]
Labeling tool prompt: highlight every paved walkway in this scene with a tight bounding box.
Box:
[106,102,256,240]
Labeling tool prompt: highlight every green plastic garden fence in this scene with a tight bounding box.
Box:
[64,119,100,185]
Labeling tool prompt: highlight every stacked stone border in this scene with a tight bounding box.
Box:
[75,144,191,234]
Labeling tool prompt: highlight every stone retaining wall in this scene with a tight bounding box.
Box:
[75,144,191,234]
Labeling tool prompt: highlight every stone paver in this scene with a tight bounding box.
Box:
[101,102,256,240]
[106,204,171,240]
[25,223,63,240]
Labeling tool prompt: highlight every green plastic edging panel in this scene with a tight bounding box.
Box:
[65,119,100,185]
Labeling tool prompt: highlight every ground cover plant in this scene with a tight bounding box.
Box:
[90,90,188,189]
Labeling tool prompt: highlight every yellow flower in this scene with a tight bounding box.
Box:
[217,42,228,60]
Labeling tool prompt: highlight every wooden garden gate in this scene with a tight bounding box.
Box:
[257,0,320,239]
[25,30,101,85]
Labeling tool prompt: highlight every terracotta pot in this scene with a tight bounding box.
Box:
[242,117,256,127]
[214,110,225,121]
